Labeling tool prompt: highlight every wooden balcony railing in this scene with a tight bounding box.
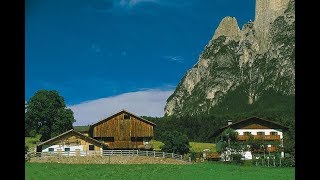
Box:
[237,135,280,141]
[267,146,277,152]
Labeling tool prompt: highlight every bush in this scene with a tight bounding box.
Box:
[282,157,295,167]
[230,154,244,164]
[189,151,197,162]
[160,131,190,155]
[25,143,29,154]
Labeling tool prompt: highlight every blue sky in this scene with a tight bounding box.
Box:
[26,0,255,124]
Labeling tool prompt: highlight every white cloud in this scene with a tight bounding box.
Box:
[163,55,184,63]
[69,89,174,126]
[119,0,158,7]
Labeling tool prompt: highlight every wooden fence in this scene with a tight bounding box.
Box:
[26,150,183,161]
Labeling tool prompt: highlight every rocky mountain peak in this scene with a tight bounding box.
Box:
[254,0,291,52]
[213,16,241,42]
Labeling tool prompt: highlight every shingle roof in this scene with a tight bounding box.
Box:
[37,129,105,147]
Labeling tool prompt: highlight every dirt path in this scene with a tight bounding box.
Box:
[29,156,190,164]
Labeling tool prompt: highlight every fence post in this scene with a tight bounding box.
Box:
[163,152,165,158]
[154,151,155,157]
[146,151,148,156]
[172,153,174,158]
[267,157,269,167]
[111,150,113,156]
[181,155,182,160]
[137,150,138,156]
[279,157,281,167]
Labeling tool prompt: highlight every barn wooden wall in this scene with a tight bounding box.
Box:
[91,112,154,149]
[92,112,154,139]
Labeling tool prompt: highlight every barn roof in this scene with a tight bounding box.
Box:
[90,109,156,127]
[208,116,289,139]
[37,129,105,147]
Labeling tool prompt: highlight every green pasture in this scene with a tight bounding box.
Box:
[26,162,294,180]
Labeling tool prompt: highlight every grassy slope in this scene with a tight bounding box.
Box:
[25,135,41,152]
[25,162,294,180]
[151,140,216,153]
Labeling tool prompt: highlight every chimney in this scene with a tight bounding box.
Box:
[227,120,232,125]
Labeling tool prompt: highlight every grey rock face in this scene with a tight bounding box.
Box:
[165,0,295,116]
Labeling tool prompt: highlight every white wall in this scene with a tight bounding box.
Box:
[42,144,84,152]
[236,129,283,139]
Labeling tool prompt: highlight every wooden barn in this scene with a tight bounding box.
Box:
[36,109,156,153]
[89,110,156,149]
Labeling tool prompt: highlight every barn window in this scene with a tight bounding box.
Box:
[89,145,95,150]
[102,137,114,142]
[131,137,143,142]
[124,114,130,119]
[48,148,54,152]
[65,148,70,151]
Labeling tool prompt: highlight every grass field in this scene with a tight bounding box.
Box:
[151,140,216,153]
[25,162,294,180]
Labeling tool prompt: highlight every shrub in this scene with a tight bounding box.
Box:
[160,131,190,155]
[230,154,244,164]
[25,143,29,154]
[189,151,197,162]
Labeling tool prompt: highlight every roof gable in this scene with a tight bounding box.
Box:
[90,109,156,127]
[37,129,105,147]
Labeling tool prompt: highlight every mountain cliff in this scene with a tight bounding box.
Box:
[165,0,295,117]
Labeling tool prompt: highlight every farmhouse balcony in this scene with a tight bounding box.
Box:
[237,135,280,141]
[267,146,277,152]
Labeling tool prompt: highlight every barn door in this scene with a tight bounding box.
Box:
[119,119,131,148]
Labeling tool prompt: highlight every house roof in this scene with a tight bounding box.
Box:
[73,125,90,132]
[208,116,289,139]
[90,109,156,127]
[37,129,105,147]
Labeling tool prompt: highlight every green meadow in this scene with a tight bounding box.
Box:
[25,162,294,180]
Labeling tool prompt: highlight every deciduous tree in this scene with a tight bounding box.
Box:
[25,90,75,141]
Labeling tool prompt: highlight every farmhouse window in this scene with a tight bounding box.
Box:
[244,132,251,135]
[65,148,70,151]
[89,145,95,150]
[257,132,264,135]
[124,114,130,119]
[48,148,54,152]
[270,132,278,135]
